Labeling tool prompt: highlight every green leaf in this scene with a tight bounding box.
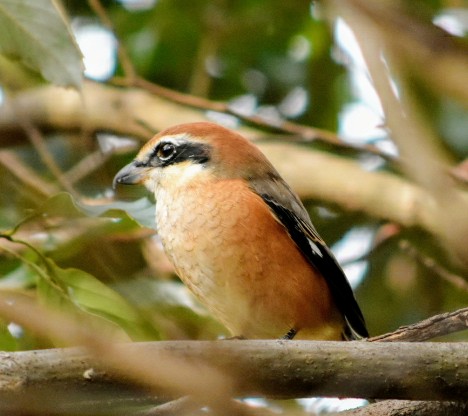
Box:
[37,192,84,219]
[80,197,157,230]
[38,192,152,230]
[38,258,161,341]
[33,191,154,231]
[0,0,83,88]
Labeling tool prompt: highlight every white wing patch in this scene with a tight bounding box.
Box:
[308,239,324,258]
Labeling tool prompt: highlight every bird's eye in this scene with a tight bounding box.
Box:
[156,143,176,161]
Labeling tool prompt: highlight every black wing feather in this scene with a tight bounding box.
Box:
[261,194,369,339]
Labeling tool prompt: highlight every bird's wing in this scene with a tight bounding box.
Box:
[250,178,368,339]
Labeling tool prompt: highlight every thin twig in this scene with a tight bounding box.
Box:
[64,149,112,185]
[0,150,58,196]
[399,240,468,293]
[132,77,395,161]
[20,118,78,196]
[87,0,395,160]
[371,306,468,342]
[87,0,137,81]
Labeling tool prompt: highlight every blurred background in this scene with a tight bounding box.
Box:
[0,0,467,413]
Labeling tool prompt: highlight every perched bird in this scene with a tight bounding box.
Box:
[114,122,368,340]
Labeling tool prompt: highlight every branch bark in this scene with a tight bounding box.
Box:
[0,340,467,402]
[340,400,468,416]
[0,295,466,414]
[371,307,468,342]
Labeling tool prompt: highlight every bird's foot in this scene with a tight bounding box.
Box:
[281,328,297,340]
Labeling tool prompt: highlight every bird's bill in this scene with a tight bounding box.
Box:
[113,161,150,188]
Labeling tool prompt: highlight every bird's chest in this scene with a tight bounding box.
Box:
[154,182,253,318]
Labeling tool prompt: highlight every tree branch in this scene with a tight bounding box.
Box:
[371,307,468,342]
[0,295,466,412]
[87,0,137,82]
[325,0,468,269]
[0,150,59,197]
[399,240,468,294]
[131,78,390,160]
[0,340,467,402]
[340,400,468,416]
[1,82,468,245]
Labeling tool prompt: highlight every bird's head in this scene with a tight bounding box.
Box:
[113,122,276,193]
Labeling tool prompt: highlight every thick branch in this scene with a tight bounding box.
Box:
[0,81,233,142]
[0,301,466,412]
[0,341,467,402]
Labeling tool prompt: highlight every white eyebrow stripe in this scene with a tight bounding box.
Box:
[159,134,192,146]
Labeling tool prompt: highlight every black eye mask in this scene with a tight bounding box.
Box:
[147,141,212,168]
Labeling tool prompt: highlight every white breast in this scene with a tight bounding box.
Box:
[154,182,252,333]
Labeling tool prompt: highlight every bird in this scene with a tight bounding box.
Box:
[113,122,368,340]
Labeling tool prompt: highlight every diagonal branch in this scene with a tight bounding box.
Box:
[371,307,468,342]
[1,82,468,245]
[132,77,391,160]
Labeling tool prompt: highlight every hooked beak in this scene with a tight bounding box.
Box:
[113,161,150,189]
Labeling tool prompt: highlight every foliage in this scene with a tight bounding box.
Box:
[0,0,466,343]
[0,0,83,88]
[0,0,467,413]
